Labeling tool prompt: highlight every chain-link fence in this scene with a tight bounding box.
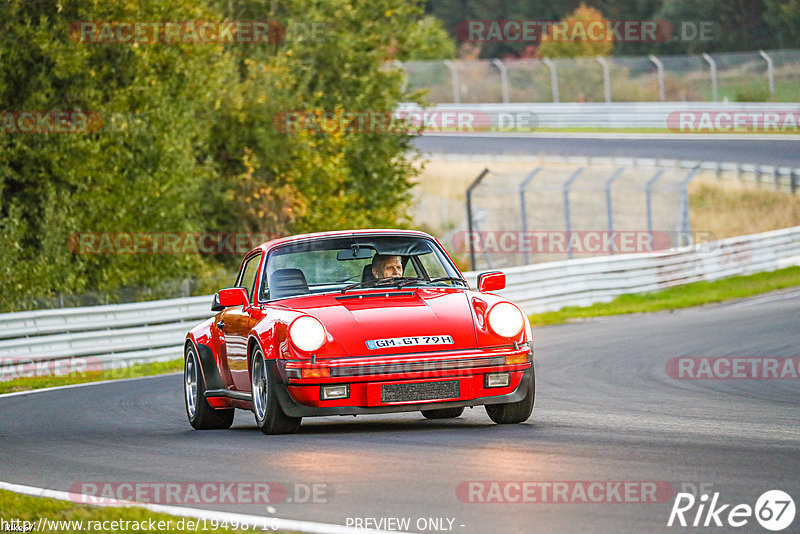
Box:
[400,49,800,103]
[459,164,702,271]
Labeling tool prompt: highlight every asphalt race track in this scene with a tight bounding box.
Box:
[414,135,800,168]
[1,289,798,533]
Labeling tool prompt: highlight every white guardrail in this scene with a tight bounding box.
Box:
[1,225,799,380]
[399,102,800,130]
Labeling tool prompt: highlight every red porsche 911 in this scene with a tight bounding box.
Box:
[183,229,534,434]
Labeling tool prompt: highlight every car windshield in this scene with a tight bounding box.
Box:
[260,235,463,301]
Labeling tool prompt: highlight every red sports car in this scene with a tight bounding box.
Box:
[183,229,534,434]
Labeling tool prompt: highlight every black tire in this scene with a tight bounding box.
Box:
[184,345,234,430]
[485,368,535,424]
[421,407,465,419]
[251,347,301,435]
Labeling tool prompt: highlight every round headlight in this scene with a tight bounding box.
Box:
[289,316,327,353]
[487,302,524,338]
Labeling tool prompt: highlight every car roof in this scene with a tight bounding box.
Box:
[249,229,435,257]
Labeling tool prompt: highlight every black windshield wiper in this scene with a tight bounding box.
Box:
[419,276,469,287]
[395,276,468,289]
[340,277,413,294]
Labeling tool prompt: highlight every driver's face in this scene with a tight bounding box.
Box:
[373,256,402,278]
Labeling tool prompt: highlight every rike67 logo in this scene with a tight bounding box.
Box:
[668,490,795,531]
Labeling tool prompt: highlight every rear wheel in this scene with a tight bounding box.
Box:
[421,407,464,419]
[184,345,234,430]
[485,369,535,424]
[251,347,301,435]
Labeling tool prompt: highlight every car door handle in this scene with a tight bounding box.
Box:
[216,321,226,329]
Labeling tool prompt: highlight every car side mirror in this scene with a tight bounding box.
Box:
[477,271,505,292]
[211,293,224,312]
[218,287,249,308]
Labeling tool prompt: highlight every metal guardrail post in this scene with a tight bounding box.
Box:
[596,57,612,103]
[759,50,775,102]
[793,169,799,195]
[604,167,627,253]
[492,59,510,104]
[563,168,584,259]
[519,168,543,264]
[676,167,701,246]
[443,60,460,104]
[466,168,490,271]
[649,55,666,102]
[702,53,718,102]
[645,169,666,235]
[542,58,560,103]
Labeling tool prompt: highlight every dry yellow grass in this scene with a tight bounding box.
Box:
[689,179,800,239]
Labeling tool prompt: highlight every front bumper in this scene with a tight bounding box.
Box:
[274,344,534,417]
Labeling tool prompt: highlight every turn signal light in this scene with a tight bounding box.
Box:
[504,353,528,365]
[301,367,331,379]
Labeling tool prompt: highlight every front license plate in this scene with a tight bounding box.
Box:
[366,335,454,350]
[381,380,460,403]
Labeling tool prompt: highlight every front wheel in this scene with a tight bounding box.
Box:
[184,345,234,430]
[251,347,301,435]
[485,368,535,424]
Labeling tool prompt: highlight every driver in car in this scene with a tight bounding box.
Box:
[371,254,403,279]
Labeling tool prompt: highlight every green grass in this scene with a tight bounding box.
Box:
[0,358,183,395]
[530,266,800,326]
[0,489,279,533]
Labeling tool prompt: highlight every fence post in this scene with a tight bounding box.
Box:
[792,169,799,195]
[466,168,490,271]
[702,53,718,102]
[759,50,775,102]
[444,60,460,104]
[676,167,701,247]
[645,169,666,235]
[604,167,627,253]
[563,168,584,259]
[649,55,666,102]
[492,59,510,104]
[543,58,560,103]
[519,168,543,265]
[596,57,612,103]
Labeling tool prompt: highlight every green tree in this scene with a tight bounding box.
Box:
[539,3,615,58]
[652,0,772,54]
[764,0,800,48]
[0,0,232,310]
[206,0,448,238]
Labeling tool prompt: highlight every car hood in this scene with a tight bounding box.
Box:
[285,288,478,357]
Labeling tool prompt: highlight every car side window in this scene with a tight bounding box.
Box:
[236,253,262,302]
